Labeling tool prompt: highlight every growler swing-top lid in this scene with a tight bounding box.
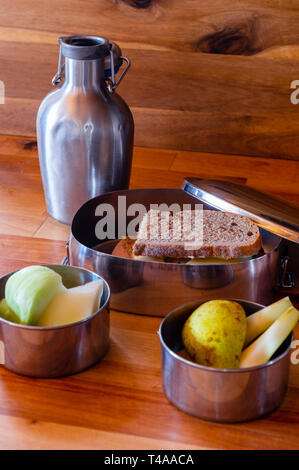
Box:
[52,35,130,90]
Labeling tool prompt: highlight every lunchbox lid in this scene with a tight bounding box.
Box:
[182,178,299,243]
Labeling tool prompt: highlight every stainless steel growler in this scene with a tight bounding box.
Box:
[37,35,134,224]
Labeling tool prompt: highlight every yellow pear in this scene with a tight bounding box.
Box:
[182,300,247,369]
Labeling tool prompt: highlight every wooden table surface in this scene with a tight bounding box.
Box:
[0,135,299,450]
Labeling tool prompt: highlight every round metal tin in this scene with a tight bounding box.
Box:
[159,299,292,423]
[0,265,110,377]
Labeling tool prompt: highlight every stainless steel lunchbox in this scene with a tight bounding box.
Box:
[67,179,299,316]
[0,265,110,378]
[158,299,292,423]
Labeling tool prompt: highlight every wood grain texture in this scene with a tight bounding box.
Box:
[0,234,298,450]
[0,135,299,449]
[0,415,204,451]
[1,2,299,157]
[0,134,298,241]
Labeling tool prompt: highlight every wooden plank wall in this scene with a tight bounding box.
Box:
[1,0,299,159]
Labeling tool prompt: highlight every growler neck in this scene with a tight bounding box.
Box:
[64,57,106,90]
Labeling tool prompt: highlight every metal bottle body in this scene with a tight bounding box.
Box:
[37,55,134,224]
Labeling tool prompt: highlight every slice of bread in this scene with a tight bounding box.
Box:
[112,237,135,259]
[132,210,262,260]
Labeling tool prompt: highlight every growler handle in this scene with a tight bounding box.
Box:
[106,50,131,94]
[52,40,65,86]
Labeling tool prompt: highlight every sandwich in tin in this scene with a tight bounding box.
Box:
[112,210,262,264]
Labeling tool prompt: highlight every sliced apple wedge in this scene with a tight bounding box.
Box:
[37,280,103,327]
[240,306,299,368]
[245,296,293,346]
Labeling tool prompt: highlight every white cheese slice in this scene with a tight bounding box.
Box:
[37,280,103,327]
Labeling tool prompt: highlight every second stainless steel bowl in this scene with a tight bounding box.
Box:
[159,299,292,423]
[0,265,110,378]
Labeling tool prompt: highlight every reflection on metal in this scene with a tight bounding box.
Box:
[0,265,110,377]
[159,299,292,423]
[68,188,282,316]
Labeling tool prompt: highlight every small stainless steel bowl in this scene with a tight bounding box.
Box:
[0,265,110,378]
[158,299,292,423]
